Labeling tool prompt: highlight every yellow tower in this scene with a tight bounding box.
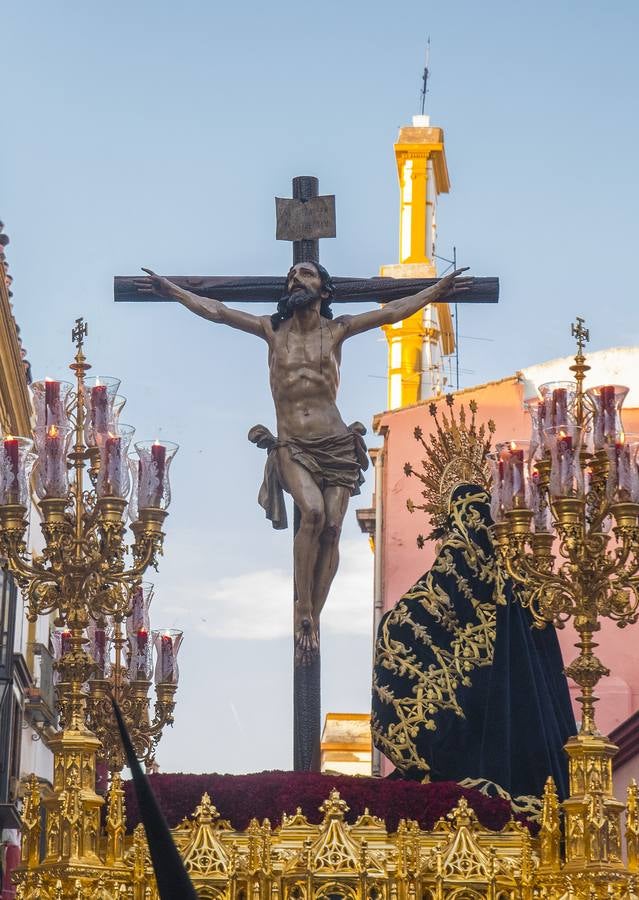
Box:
[381,114,454,409]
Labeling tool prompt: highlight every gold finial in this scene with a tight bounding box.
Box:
[71,317,88,350]
[569,317,591,426]
[571,316,590,355]
[447,796,478,829]
[193,792,220,825]
[319,787,349,820]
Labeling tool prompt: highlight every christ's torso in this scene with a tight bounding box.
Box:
[265,314,348,441]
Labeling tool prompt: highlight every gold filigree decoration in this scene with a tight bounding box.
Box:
[281,807,310,829]
[181,792,230,877]
[310,790,361,872]
[353,808,385,829]
[424,799,498,880]
[404,395,495,541]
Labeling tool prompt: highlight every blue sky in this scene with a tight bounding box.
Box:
[2,0,638,773]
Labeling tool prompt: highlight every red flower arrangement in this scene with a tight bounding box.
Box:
[123,770,532,834]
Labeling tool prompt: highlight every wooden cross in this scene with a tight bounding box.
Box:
[113,176,500,772]
[277,176,333,774]
[114,172,498,305]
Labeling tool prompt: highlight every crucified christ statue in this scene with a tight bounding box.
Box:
[137,261,470,654]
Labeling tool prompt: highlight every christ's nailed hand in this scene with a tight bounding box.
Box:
[435,267,472,298]
[132,268,180,299]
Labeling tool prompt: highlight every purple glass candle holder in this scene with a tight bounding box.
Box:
[126,582,154,680]
[488,440,530,522]
[523,397,547,458]
[112,395,127,427]
[86,622,112,678]
[52,627,73,660]
[529,465,551,532]
[33,424,70,500]
[152,629,183,685]
[604,434,639,502]
[96,425,135,499]
[0,435,34,506]
[51,627,73,683]
[127,582,154,634]
[545,425,583,498]
[83,376,121,447]
[538,382,578,433]
[586,385,629,451]
[128,627,153,681]
[134,441,179,511]
[31,379,73,430]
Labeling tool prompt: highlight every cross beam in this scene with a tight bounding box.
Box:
[114,275,499,305]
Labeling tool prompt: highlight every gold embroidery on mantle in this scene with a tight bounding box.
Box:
[372,486,499,775]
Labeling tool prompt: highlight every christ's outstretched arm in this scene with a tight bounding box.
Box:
[136,268,268,339]
[336,267,471,339]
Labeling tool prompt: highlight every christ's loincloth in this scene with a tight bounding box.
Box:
[248,423,368,530]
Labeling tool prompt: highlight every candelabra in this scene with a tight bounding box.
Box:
[0,318,182,780]
[492,316,638,874]
[52,583,182,775]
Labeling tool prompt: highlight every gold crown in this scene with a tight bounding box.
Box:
[404,395,496,542]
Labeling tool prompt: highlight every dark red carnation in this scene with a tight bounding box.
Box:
[122,771,534,835]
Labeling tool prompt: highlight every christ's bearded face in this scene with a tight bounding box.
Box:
[282,262,326,313]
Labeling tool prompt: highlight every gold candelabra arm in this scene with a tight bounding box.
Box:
[130,508,169,573]
[552,497,586,559]
[0,504,29,564]
[127,680,177,770]
[150,681,177,731]
[95,497,129,569]
[600,565,639,625]
[495,515,578,628]
[87,677,177,773]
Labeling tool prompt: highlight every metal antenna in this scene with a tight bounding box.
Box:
[420,37,431,115]
[434,246,461,390]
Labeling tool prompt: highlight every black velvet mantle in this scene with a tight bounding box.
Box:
[372,484,575,801]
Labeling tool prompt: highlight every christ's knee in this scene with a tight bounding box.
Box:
[321,521,342,548]
[299,504,325,536]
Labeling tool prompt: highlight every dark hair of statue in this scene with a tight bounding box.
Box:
[271,262,335,330]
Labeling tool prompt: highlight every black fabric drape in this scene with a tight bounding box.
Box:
[372,483,575,801]
[112,700,198,899]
